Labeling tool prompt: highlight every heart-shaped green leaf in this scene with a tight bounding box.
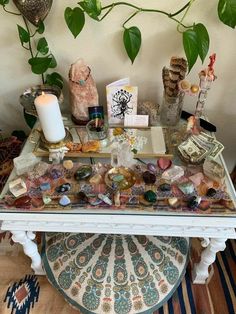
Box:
[78,0,101,20]
[64,7,85,38]
[17,25,30,45]
[37,21,45,34]
[194,23,209,63]
[218,0,236,28]
[48,54,57,68]
[183,29,198,72]
[123,26,142,64]
[37,37,49,55]
[0,0,9,5]
[45,72,64,89]
[28,57,52,74]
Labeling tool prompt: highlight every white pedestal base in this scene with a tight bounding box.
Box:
[192,238,226,284]
[11,230,45,275]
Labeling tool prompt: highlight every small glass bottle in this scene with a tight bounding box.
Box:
[160,92,184,126]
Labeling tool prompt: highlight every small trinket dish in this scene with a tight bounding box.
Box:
[105,167,136,191]
[9,178,27,197]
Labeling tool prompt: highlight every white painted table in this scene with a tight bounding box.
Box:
[0,130,235,284]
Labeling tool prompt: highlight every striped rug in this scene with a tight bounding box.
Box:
[0,235,235,314]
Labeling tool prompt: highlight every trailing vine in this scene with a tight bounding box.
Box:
[65,0,236,72]
[0,0,63,89]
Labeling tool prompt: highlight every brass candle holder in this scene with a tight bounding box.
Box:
[30,128,73,163]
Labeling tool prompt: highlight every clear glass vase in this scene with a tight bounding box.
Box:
[160,92,184,126]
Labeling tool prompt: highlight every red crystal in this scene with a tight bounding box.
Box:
[13,196,31,208]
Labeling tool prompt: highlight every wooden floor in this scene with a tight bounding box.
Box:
[0,234,235,314]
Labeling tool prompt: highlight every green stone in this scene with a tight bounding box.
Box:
[74,165,92,181]
[144,190,157,203]
[112,174,124,182]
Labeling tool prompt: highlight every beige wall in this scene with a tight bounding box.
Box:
[0,1,235,171]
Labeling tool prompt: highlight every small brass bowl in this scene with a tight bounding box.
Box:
[105,167,137,191]
[20,84,63,117]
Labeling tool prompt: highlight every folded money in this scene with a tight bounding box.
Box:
[178,132,224,164]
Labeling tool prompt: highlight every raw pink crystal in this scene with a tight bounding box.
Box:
[69,58,99,122]
[189,172,204,186]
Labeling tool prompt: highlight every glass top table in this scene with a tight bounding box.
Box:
[0,119,235,283]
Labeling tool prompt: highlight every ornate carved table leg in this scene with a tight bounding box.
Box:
[192,238,226,284]
[11,230,45,275]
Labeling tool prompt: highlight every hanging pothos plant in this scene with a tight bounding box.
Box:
[64,0,236,72]
[0,0,63,89]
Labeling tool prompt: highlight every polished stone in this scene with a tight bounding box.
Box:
[59,195,71,207]
[40,182,51,191]
[147,163,156,173]
[206,188,217,197]
[74,165,92,181]
[13,195,31,208]
[50,168,62,180]
[31,197,44,208]
[159,183,171,192]
[143,171,156,185]
[187,196,201,209]
[168,197,180,208]
[63,160,74,170]
[112,174,124,182]
[178,182,194,195]
[199,200,211,211]
[77,191,88,204]
[88,197,103,206]
[114,191,121,207]
[56,183,71,193]
[98,193,112,205]
[43,195,52,205]
[157,158,172,170]
[144,190,157,203]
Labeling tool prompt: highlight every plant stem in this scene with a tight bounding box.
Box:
[22,16,34,58]
[101,2,192,29]
[170,1,191,17]
[3,6,21,16]
[122,10,140,28]
[102,2,140,11]
[177,0,196,32]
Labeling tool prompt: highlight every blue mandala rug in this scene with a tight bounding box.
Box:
[42,233,189,314]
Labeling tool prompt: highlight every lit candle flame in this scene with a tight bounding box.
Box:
[42,91,45,96]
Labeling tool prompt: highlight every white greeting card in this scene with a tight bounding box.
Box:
[106,78,138,125]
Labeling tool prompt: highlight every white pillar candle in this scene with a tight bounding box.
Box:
[34,93,65,143]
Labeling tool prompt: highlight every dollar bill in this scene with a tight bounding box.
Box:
[208,141,224,159]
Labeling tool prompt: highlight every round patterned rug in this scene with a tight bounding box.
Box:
[42,233,189,314]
